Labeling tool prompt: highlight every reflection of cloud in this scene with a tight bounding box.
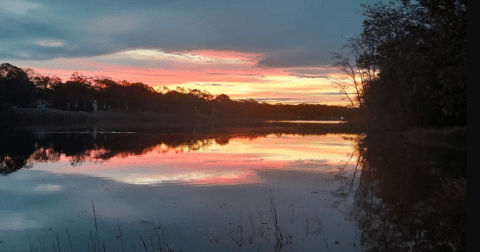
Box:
[0,215,37,230]
[32,134,357,186]
[119,172,214,185]
[116,170,260,186]
[33,184,62,192]
[283,160,345,173]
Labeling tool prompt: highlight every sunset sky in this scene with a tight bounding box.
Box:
[1,0,371,105]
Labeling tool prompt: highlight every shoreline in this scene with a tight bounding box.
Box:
[3,107,365,132]
[2,108,467,150]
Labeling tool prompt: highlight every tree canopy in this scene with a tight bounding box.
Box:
[1,63,356,121]
[333,0,466,128]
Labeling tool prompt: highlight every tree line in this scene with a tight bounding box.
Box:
[1,63,356,121]
[333,0,466,128]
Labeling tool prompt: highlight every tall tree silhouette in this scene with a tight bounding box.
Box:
[333,0,467,128]
[0,63,36,108]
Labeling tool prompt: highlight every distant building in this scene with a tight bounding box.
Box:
[34,100,49,109]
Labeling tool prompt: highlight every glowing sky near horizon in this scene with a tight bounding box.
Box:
[1,0,371,105]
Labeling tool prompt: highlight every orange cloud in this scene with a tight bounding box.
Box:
[14,49,350,105]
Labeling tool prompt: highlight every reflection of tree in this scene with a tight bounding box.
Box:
[0,155,33,175]
[0,130,36,174]
[30,147,61,163]
[0,126,337,175]
[352,133,466,251]
[331,149,362,199]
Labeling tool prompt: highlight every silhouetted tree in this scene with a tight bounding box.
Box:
[333,0,467,128]
[215,94,232,102]
[0,63,36,108]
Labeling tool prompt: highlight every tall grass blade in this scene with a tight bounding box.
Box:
[117,221,126,252]
[56,234,62,252]
[91,198,100,252]
[140,237,149,252]
[66,228,73,252]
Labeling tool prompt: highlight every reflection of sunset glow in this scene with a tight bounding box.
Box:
[32,134,358,186]
[33,184,62,192]
[116,170,261,186]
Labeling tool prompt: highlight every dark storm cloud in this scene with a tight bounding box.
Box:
[2,0,368,66]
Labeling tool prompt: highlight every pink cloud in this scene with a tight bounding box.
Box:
[15,49,350,105]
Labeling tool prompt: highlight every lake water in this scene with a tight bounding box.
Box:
[0,125,466,252]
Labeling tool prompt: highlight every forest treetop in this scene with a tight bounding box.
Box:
[1,63,356,121]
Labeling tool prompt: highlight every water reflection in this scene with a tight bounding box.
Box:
[352,133,467,251]
[1,126,356,179]
[1,126,361,252]
[0,126,467,251]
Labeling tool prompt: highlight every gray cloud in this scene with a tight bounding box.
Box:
[312,92,356,96]
[257,51,327,67]
[287,68,342,75]
[205,73,227,75]
[289,74,331,79]
[2,0,368,67]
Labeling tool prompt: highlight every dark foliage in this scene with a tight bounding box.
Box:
[1,63,356,122]
[333,0,466,128]
[353,132,466,251]
[0,63,36,108]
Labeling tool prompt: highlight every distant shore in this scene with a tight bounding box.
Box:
[3,108,466,150]
[2,107,365,132]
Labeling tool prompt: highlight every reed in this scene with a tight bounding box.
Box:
[91,199,100,252]
[17,197,307,252]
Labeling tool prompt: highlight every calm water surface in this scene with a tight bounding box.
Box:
[0,126,466,252]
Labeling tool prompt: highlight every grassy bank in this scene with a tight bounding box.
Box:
[4,108,366,133]
[6,108,256,129]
